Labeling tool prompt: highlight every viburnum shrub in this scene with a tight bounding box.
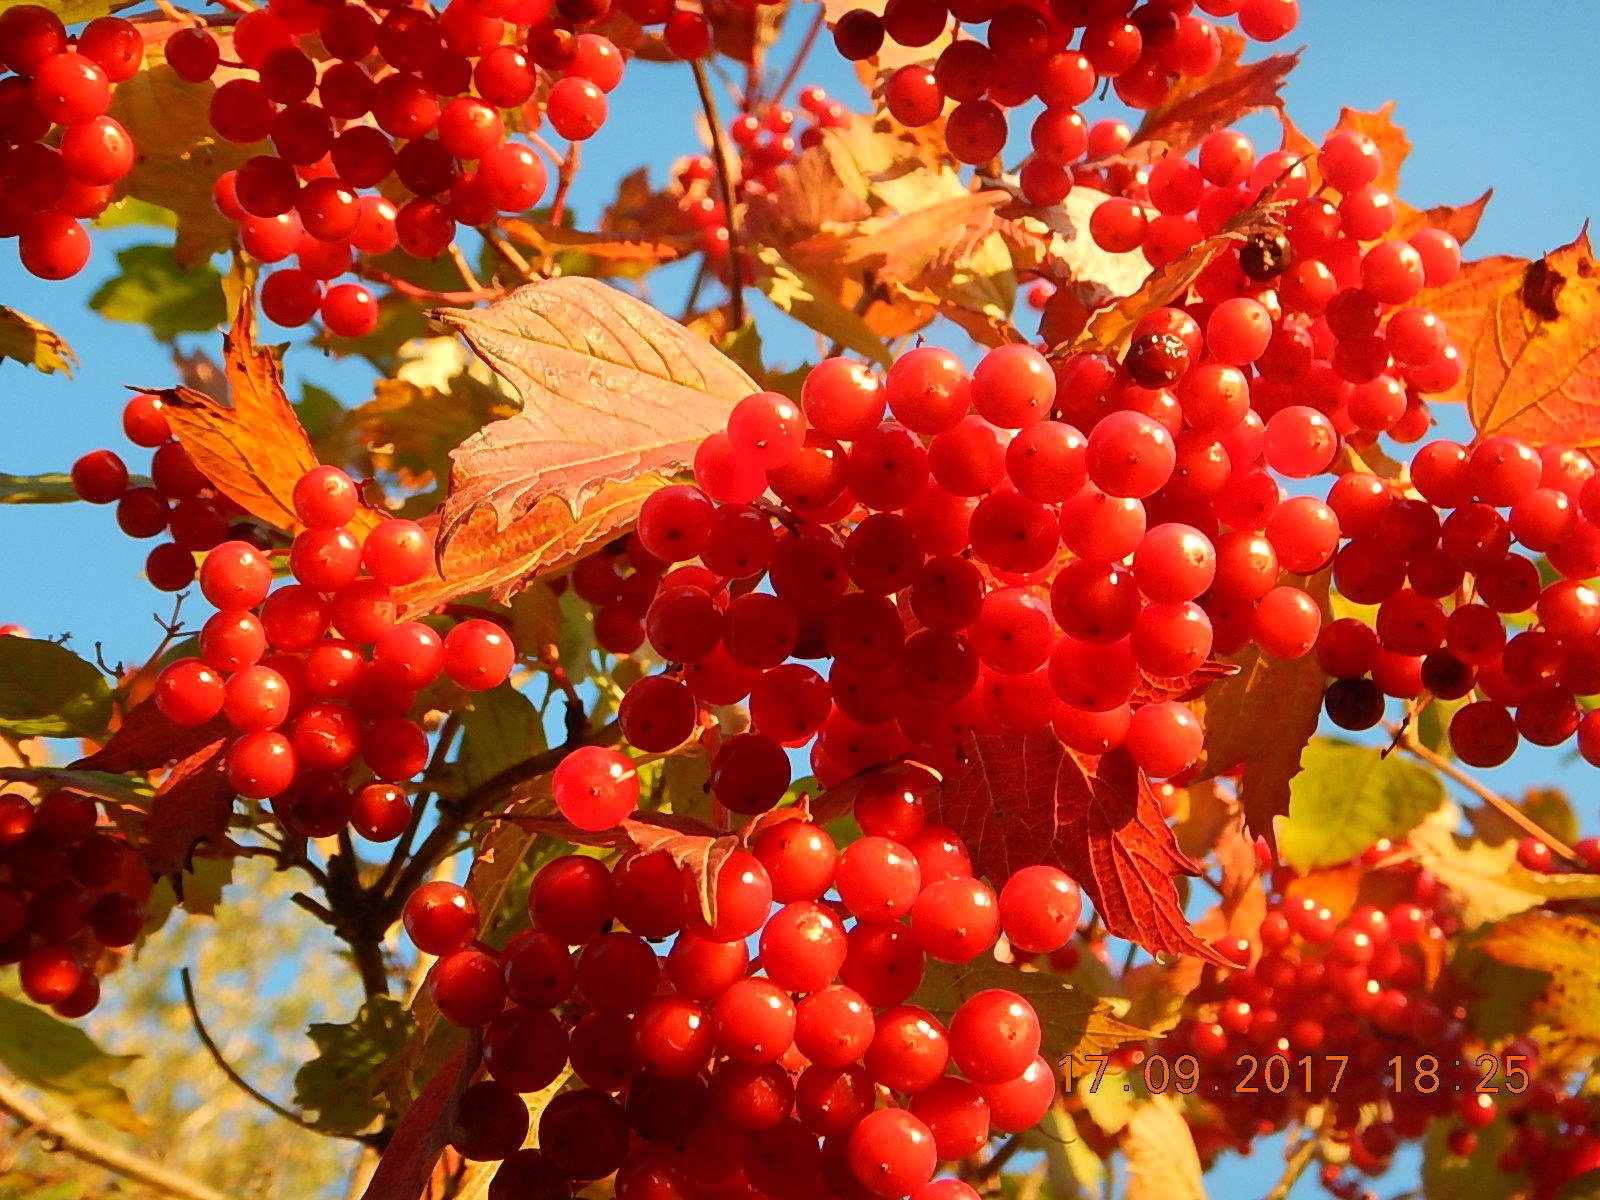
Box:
[3,2,1600,1199]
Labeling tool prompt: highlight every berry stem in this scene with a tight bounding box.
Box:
[691,59,745,328]
[1391,724,1582,866]
[548,143,581,229]
[766,5,825,109]
[373,711,463,901]
[482,226,536,283]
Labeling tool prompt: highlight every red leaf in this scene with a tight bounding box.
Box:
[73,698,229,773]
[143,739,234,875]
[932,733,1221,962]
[360,1041,477,1200]
[1131,28,1299,156]
[436,277,757,548]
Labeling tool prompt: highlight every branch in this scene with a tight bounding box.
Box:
[378,719,623,922]
[691,59,745,328]
[767,5,825,108]
[0,1074,234,1200]
[548,143,581,229]
[965,1133,1024,1188]
[1391,725,1581,865]
[1262,1117,1322,1200]
[178,969,373,1145]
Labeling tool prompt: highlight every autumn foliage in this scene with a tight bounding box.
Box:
[2,1,1600,1199]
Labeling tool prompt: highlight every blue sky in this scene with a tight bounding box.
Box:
[3,2,1598,1194]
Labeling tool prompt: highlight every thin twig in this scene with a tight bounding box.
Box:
[374,713,463,900]
[691,59,745,327]
[967,1134,1024,1188]
[483,227,536,282]
[1262,1115,1323,1200]
[0,1075,234,1200]
[447,242,483,292]
[548,144,581,228]
[768,5,825,108]
[178,969,372,1144]
[355,267,501,304]
[379,720,623,921]
[1391,725,1581,865]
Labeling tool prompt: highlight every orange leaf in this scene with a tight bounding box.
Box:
[1131,27,1298,156]
[1192,571,1330,849]
[1392,188,1493,247]
[1333,102,1410,197]
[393,477,661,614]
[156,295,379,534]
[931,735,1222,962]
[499,218,694,266]
[1424,229,1600,450]
[436,278,756,549]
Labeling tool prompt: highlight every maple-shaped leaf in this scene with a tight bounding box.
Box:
[932,734,1220,962]
[1392,189,1493,247]
[1131,27,1299,156]
[156,295,380,535]
[1334,102,1411,195]
[1062,188,1290,357]
[142,738,233,875]
[1408,803,1600,930]
[393,476,661,614]
[436,277,756,548]
[911,957,1149,1069]
[1479,912,1600,1060]
[619,810,736,925]
[1191,573,1328,847]
[74,697,229,774]
[1420,230,1600,451]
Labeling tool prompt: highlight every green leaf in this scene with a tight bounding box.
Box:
[141,854,235,933]
[0,306,75,377]
[0,766,151,809]
[751,246,892,367]
[93,196,178,232]
[909,958,1148,1070]
[1421,1114,1517,1200]
[457,684,543,795]
[1450,931,1552,1043]
[294,996,416,1134]
[1277,738,1445,871]
[0,994,142,1132]
[0,638,113,740]
[89,244,226,341]
[0,471,146,505]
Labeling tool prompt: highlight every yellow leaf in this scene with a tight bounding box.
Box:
[752,245,893,366]
[1122,1093,1206,1200]
[0,306,75,376]
[1480,912,1600,1059]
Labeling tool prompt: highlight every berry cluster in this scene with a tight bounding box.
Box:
[673,85,851,262]
[1317,433,1600,772]
[609,332,1337,795]
[1168,857,1484,1172]
[138,463,516,827]
[70,393,255,594]
[0,6,140,279]
[183,0,621,335]
[0,789,149,1017]
[834,0,1297,169]
[404,771,1085,1198]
